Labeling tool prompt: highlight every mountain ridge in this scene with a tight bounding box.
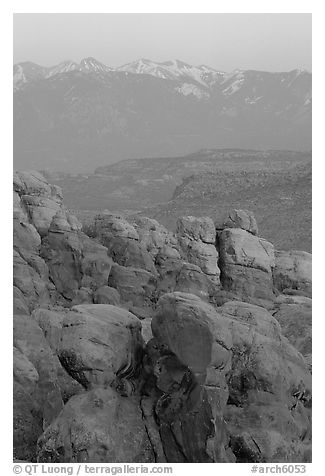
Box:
[14,56,311,90]
[13,57,312,172]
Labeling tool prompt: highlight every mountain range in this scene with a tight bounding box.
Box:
[13,57,311,171]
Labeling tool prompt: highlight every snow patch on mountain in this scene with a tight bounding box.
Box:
[223,77,245,96]
[304,91,312,106]
[245,96,262,104]
[13,65,26,90]
[176,83,210,99]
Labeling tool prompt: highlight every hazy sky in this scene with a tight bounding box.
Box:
[13,13,312,72]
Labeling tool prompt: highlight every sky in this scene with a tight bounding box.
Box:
[13,13,312,72]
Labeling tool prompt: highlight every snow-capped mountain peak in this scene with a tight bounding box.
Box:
[80,57,113,73]
[118,58,168,78]
[117,58,225,87]
[47,60,79,77]
[13,57,312,112]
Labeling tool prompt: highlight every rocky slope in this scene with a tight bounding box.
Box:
[146,160,312,252]
[14,58,311,171]
[42,149,312,251]
[13,172,312,463]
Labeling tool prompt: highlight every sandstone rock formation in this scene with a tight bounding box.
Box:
[155,258,216,301]
[93,285,121,305]
[145,292,234,462]
[14,171,63,236]
[273,296,312,368]
[146,294,312,463]
[133,216,179,260]
[177,216,220,284]
[219,301,312,462]
[92,213,157,273]
[12,172,312,463]
[216,209,258,235]
[37,387,156,463]
[58,304,144,390]
[13,314,64,460]
[108,263,157,307]
[218,228,275,306]
[14,171,112,308]
[273,250,312,297]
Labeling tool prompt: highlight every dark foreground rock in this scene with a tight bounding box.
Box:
[220,301,312,463]
[13,314,64,461]
[149,292,234,462]
[37,387,156,463]
[145,293,311,463]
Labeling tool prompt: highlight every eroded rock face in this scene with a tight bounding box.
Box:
[14,346,39,396]
[31,308,86,402]
[177,216,216,243]
[273,297,312,367]
[219,301,312,463]
[106,236,157,273]
[13,195,53,310]
[149,292,234,462]
[13,314,64,460]
[219,228,274,273]
[92,213,157,274]
[177,216,220,284]
[216,209,258,235]
[71,287,93,306]
[218,228,275,305]
[13,286,31,315]
[58,304,144,390]
[13,314,64,424]
[32,308,65,353]
[146,294,312,463]
[41,229,112,302]
[133,216,179,260]
[13,381,42,461]
[94,213,139,241]
[13,250,50,311]
[152,293,231,384]
[93,286,120,305]
[37,387,156,463]
[108,263,157,307]
[33,304,144,397]
[14,171,112,309]
[14,171,62,200]
[14,171,64,237]
[40,231,82,300]
[156,257,216,302]
[273,250,312,297]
